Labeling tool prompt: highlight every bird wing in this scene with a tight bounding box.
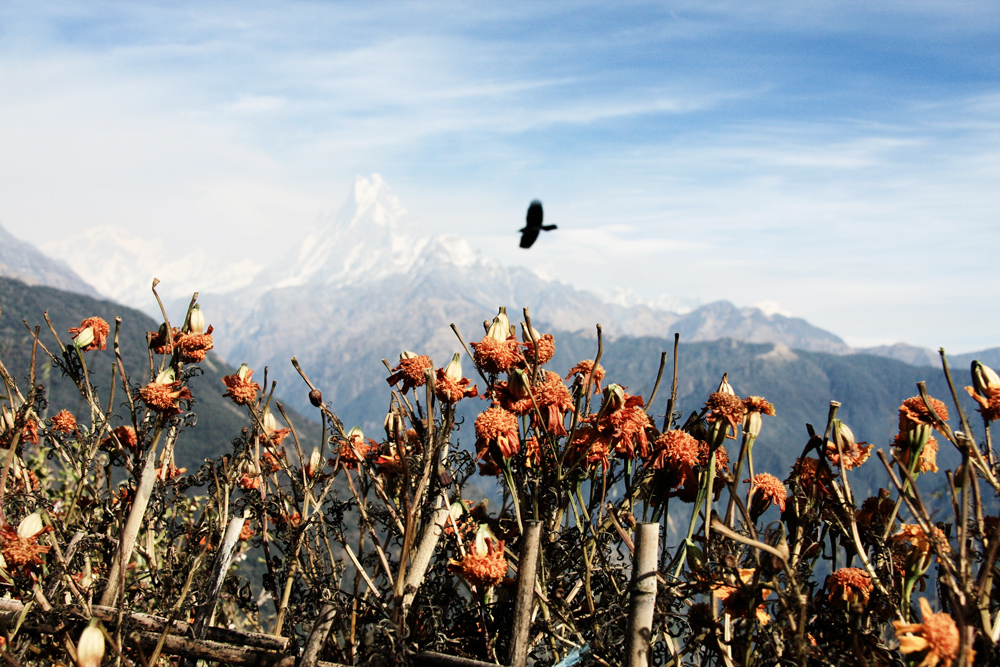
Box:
[519,228,540,248]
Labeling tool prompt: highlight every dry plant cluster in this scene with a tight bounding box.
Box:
[0,288,998,667]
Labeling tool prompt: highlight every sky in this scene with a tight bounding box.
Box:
[1,1,998,352]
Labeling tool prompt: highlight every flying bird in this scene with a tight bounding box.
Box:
[519,200,557,249]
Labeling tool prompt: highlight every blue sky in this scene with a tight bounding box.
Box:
[1,1,998,351]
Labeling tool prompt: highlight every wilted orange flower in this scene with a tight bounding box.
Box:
[0,517,52,575]
[893,433,940,474]
[239,473,261,490]
[339,433,373,470]
[697,440,730,473]
[743,396,775,416]
[271,512,302,529]
[260,450,285,474]
[600,394,652,459]
[748,473,787,512]
[50,410,76,433]
[475,406,520,460]
[385,355,433,394]
[20,419,39,445]
[68,317,110,352]
[139,381,192,417]
[705,392,746,434]
[788,456,832,496]
[101,425,138,452]
[712,568,770,625]
[239,522,254,541]
[891,523,951,556]
[532,371,575,437]
[564,425,611,471]
[649,430,700,488]
[827,567,873,605]
[856,491,894,531]
[966,387,1000,422]
[375,450,404,477]
[524,436,541,467]
[449,535,508,589]
[565,360,605,394]
[156,463,187,481]
[826,439,873,469]
[893,598,960,667]
[523,333,555,365]
[899,396,949,432]
[148,324,177,355]
[434,368,478,404]
[471,335,523,375]
[222,368,260,405]
[175,326,214,363]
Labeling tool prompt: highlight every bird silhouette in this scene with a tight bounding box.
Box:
[519,200,557,248]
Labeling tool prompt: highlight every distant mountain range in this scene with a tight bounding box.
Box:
[5,175,998,427]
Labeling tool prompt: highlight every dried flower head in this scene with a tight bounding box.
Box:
[825,439,873,470]
[705,391,746,433]
[69,317,110,352]
[565,359,605,394]
[339,430,373,471]
[748,473,787,512]
[475,406,520,460]
[50,409,77,433]
[522,328,555,365]
[471,334,523,375]
[434,364,478,404]
[101,425,138,453]
[650,430,701,488]
[139,378,192,417]
[891,523,951,556]
[449,529,508,589]
[827,567,873,605]
[787,456,832,496]
[385,354,433,394]
[899,396,949,432]
[175,326,214,363]
[712,568,771,625]
[532,371,575,437]
[0,513,52,575]
[222,365,261,406]
[893,598,959,667]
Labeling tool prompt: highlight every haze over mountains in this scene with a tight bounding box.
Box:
[5,174,996,423]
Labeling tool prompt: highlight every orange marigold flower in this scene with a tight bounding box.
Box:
[385,354,433,394]
[705,391,746,434]
[139,381,192,417]
[239,522,254,541]
[649,430,700,487]
[697,440,730,473]
[565,360,605,394]
[788,456,832,496]
[523,333,555,365]
[826,439,873,470]
[743,396,775,416]
[532,371,575,437]
[175,326,214,363]
[712,568,771,625]
[20,419,39,445]
[101,425,138,452]
[856,491,894,531]
[893,598,960,667]
[222,366,260,406]
[891,523,951,556]
[0,516,52,575]
[600,394,652,459]
[50,410,77,433]
[375,450,405,477]
[239,473,261,490]
[471,335,523,375]
[827,567,873,605]
[899,396,949,432]
[748,473,787,512]
[449,535,508,589]
[564,425,611,471]
[434,368,478,403]
[156,463,187,481]
[148,324,177,355]
[965,386,1000,422]
[339,433,374,470]
[475,406,520,460]
[893,432,940,474]
[68,317,110,352]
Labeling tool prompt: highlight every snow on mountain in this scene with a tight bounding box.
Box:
[0,222,100,298]
[41,225,259,313]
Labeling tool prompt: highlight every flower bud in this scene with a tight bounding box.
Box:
[601,384,626,415]
[0,407,13,434]
[507,368,532,399]
[399,350,419,361]
[262,408,278,435]
[187,305,205,334]
[307,447,322,478]
[743,411,763,438]
[716,373,736,396]
[76,619,105,667]
[473,523,499,557]
[154,368,176,385]
[73,327,95,351]
[443,353,463,382]
[485,315,510,343]
[521,323,542,344]
[831,419,856,449]
[236,364,252,381]
[383,408,405,438]
[972,361,1000,397]
[349,426,365,441]
[17,512,43,539]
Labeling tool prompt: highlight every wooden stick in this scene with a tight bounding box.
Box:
[300,603,338,667]
[193,513,246,636]
[626,523,659,667]
[509,521,543,667]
